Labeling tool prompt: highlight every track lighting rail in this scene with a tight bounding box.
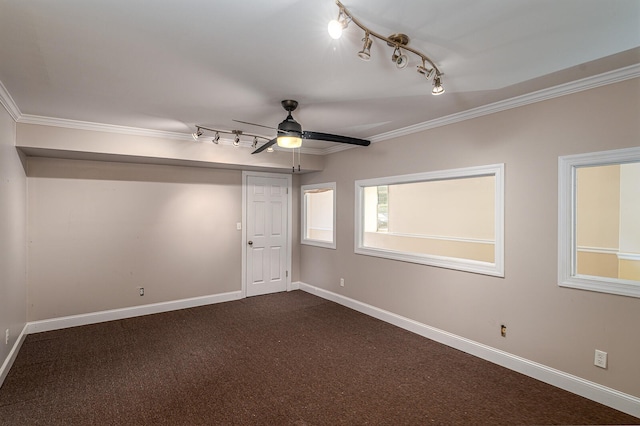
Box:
[336,0,441,76]
[192,125,273,149]
[330,0,445,94]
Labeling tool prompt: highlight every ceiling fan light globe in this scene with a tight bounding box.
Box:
[328,20,343,39]
[277,135,302,148]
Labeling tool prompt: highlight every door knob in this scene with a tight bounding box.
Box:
[248,241,253,246]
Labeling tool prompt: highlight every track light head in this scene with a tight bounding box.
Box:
[358,34,372,61]
[252,137,258,149]
[192,128,203,141]
[395,54,408,69]
[233,133,240,146]
[432,75,445,95]
[328,9,349,39]
[392,47,408,69]
[417,60,435,80]
[213,132,220,144]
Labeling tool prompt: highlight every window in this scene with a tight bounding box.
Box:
[559,147,640,298]
[355,164,504,276]
[301,182,336,249]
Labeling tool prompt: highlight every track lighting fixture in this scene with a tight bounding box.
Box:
[191,126,272,149]
[329,0,444,94]
[417,59,435,80]
[327,7,350,39]
[432,76,445,95]
[392,47,408,69]
[358,33,372,61]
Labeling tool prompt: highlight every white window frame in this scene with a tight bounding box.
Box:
[301,182,337,249]
[355,164,505,277]
[558,146,640,298]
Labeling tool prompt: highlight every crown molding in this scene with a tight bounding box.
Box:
[17,114,193,141]
[5,63,640,155]
[0,81,21,121]
[368,63,640,144]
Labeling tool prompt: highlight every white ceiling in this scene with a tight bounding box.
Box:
[1,0,639,152]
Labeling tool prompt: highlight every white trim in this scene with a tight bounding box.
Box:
[369,64,640,145]
[354,164,504,277]
[4,65,637,156]
[19,114,194,141]
[618,252,640,261]
[576,246,618,255]
[242,171,293,297]
[26,291,242,334]
[290,281,302,291]
[558,147,640,298]
[0,80,21,121]
[301,182,337,250]
[0,324,28,388]
[299,282,640,418]
[575,248,640,262]
[380,232,494,245]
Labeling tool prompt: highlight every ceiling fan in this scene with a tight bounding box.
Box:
[234,100,371,154]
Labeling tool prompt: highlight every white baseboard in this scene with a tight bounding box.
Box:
[0,324,28,388]
[26,291,243,334]
[299,282,640,418]
[289,281,301,291]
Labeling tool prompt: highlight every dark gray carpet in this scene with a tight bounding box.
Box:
[1,291,638,425]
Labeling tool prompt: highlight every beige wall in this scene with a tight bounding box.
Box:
[576,165,620,250]
[300,77,640,397]
[27,158,244,321]
[389,176,495,239]
[0,104,27,373]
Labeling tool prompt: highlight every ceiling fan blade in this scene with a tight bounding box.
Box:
[251,137,277,154]
[302,131,370,147]
[232,119,277,131]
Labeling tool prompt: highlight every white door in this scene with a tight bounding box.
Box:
[244,173,290,297]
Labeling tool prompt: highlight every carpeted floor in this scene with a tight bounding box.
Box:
[0,290,638,425]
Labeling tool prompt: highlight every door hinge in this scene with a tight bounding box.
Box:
[286,270,289,277]
[286,187,289,194]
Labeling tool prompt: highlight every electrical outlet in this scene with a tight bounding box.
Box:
[594,349,607,369]
[500,324,507,337]
[340,278,345,287]
[139,287,144,296]
[5,329,9,345]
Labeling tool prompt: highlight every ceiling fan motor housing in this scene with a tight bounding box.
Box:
[278,112,302,136]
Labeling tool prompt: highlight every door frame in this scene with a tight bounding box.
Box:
[241,171,293,298]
